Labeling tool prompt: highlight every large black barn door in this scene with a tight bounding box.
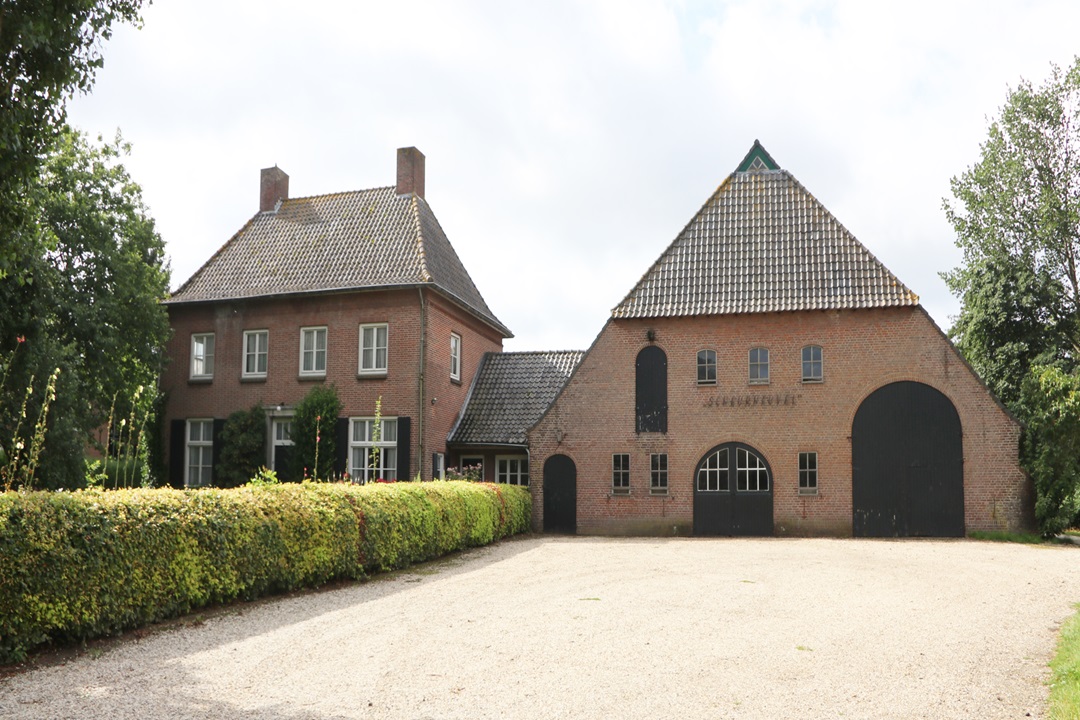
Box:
[852,381,964,537]
[693,443,773,536]
[543,455,577,534]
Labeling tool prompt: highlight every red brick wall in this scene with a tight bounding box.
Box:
[527,306,1029,536]
[163,288,503,483]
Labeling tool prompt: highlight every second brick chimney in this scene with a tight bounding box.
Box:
[396,147,425,198]
[260,166,289,212]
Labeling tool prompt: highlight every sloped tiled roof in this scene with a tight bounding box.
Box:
[613,161,918,319]
[449,350,585,446]
[168,187,511,336]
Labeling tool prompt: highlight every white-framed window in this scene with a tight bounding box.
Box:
[270,417,294,474]
[650,453,668,494]
[799,452,818,495]
[749,347,770,385]
[450,332,462,382]
[697,447,729,492]
[243,330,269,378]
[190,333,215,379]
[433,452,445,480]
[737,447,769,492]
[300,326,327,376]
[612,453,630,494]
[802,345,823,383]
[186,419,213,487]
[697,349,717,385]
[349,417,397,481]
[496,455,529,486]
[359,323,388,375]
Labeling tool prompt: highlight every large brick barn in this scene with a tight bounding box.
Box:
[521,142,1031,537]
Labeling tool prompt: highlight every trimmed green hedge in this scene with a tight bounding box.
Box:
[0,481,530,663]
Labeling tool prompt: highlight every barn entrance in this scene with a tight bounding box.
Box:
[693,442,773,536]
[543,454,577,534]
[852,381,964,537]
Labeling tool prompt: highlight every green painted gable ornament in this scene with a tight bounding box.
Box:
[735,140,780,172]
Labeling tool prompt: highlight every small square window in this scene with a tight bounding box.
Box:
[612,453,630,494]
[802,345,823,383]
[243,330,268,378]
[650,453,668,494]
[749,347,770,385]
[697,349,717,385]
[300,327,327,376]
[496,455,529,486]
[450,333,462,382]
[190,333,215,379]
[799,452,818,495]
[360,323,388,375]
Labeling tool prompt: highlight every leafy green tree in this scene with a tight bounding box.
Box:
[0,127,170,489]
[0,0,146,282]
[944,57,1080,532]
[290,385,342,482]
[215,406,267,488]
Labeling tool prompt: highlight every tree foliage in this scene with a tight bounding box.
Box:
[215,406,267,488]
[944,57,1080,532]
[290,385,342,482]
[0,0,146,281]
[0,127,170,489]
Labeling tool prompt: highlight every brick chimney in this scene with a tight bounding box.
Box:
[260,166,289,212]
[396,147,425,198]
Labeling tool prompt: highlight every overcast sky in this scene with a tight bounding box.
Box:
[67,0,1080,352]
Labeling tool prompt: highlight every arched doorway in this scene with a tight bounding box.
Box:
[693,442,773,536]
[543,454,577,533]
[852,381,964,537]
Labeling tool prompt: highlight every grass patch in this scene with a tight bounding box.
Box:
[1049,603,1080,720]
[968,530,1045,544]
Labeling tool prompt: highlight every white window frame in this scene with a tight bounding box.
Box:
[749,347,770,385]
[802,345,823,383]
[799,451,819,495]
[300,326,327,377]
[496,455,529,486]
[433,452,446,480]
[243,329,269,378]
[650,453,668,495]
[697,349,717,385]
[190,333,215,380]
[185,419,213,488]
[697,447,729,492]
[359,323,388,375]
[737,447,770,492]
[450,332,462,382]
[612,453,630,494]
[349,417,398,482]
[271,417,294,472]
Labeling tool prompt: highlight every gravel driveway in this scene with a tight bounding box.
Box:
[2,536,1078,719]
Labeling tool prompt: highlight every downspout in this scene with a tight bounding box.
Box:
[417,287,426,480]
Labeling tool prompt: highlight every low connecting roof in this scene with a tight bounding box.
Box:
[613,142,918,319]
[167,187,511,337]
[449,350,584,446]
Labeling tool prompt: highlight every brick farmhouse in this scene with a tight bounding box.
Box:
[162,143,1032,537]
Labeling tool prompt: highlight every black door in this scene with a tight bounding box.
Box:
[693,442,773,536]
[852,381,964,537]
[543,455,577,533]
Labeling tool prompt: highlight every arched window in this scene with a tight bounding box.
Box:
[636,346,667,433]
[697,349,717,385]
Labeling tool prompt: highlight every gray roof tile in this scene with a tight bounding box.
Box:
[613,167,918,318]
[168,187,510,336]
[449,350,584,446]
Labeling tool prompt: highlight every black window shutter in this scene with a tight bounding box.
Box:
[397,417,411,481]
[169,419,186,489]
[635,346,668,433]
[335,417,350,476]
[211,418,226,486]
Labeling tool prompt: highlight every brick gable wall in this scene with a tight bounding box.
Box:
[527,306,1030,536]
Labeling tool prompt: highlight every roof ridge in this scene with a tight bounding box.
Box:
[276,185,396,204]
[408,194,432,283]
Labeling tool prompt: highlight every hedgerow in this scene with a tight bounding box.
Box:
[0,480,530,663]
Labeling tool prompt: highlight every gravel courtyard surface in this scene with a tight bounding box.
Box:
[2,536,1078,720]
